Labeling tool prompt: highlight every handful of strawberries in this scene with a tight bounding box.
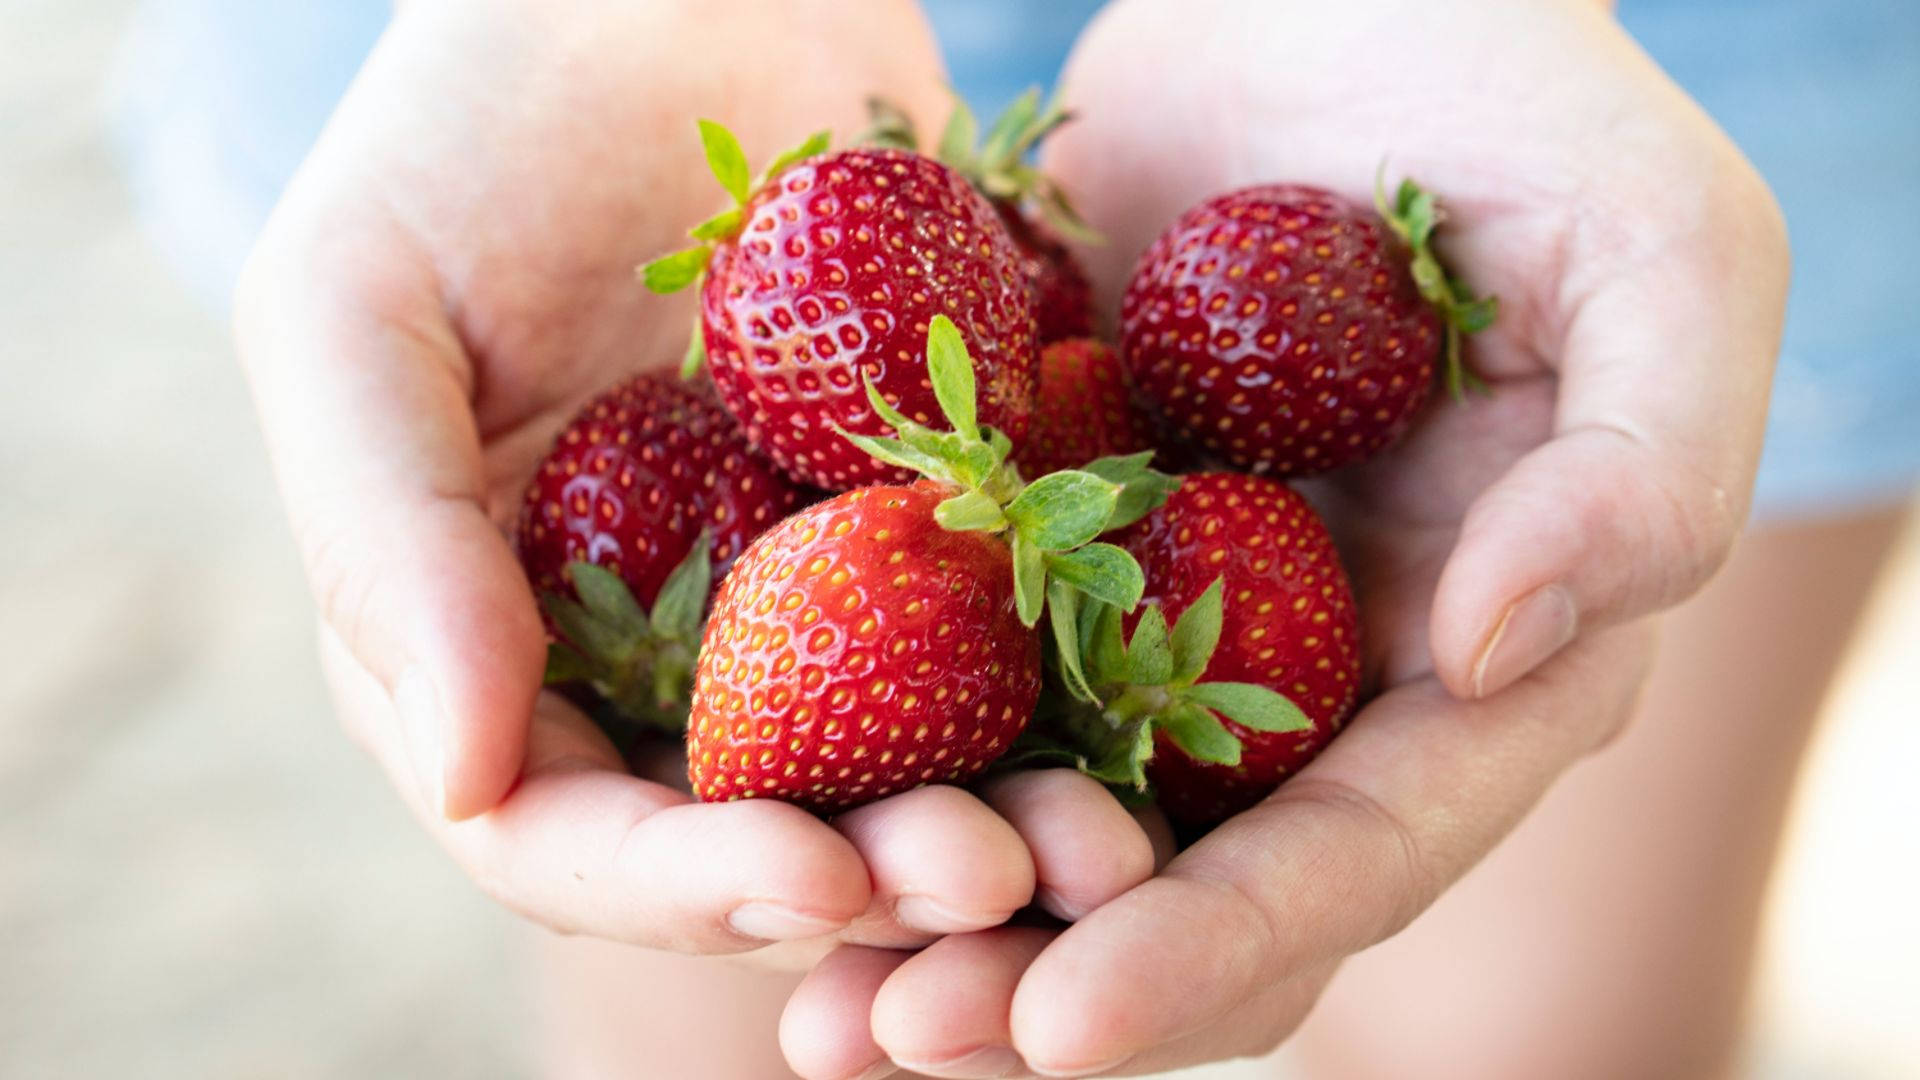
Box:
[515,93,1494,826]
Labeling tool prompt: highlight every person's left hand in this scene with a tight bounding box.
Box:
[775,0,1784,1074]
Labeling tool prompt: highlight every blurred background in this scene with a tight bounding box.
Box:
[3,1,1916,1077]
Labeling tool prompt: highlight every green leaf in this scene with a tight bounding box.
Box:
[836,428,952,478]
[543,641,594,685]
[978,87,1039,169]
[1451,290,1500,334]
[697,119,752,204]
[1031,181,1105,245]
[1158,703,1243,766]
[541,593,629,665]
[680,327,707,381]
[1168,577,1224,686]
[760,129,831,185]
[1086,600,1127,685]
[648,534,712,642]
[1080,451,1156,486]
[935,95,979,166]
[1180,681,1313,734]
[1404,189,1437,247]
[1125,605,1173,686]
[1011,533,1045,627]
[1044,543,1145,611]
[859,96,919,151]
[688,207,744,242]
[925,314,979,442]
[859,371,917,433]
[934,489,1007,533]
[1009,92,1074,159]
[1046,580,1098,703]
[1106,470,1179,532]
[640,246,709,294]
[1004,470,1120,551]
[570,561,650,633]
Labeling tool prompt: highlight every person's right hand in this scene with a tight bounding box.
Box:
[235,0,1160,958]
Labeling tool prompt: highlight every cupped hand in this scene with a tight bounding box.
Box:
[779,0,1787,1073]
[235,0,1155,958]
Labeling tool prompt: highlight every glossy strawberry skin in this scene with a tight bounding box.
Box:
[515,374,809,611]
[1120,185,1442,477]
[999,206,1094,343]
[1013,338,1157,477]
[702,149,1038,491]
[688,482,1039,813]
[1114,473,1362,824]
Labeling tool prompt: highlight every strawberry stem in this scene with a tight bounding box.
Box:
[1373,165,1498,401]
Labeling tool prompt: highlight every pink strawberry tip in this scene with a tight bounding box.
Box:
[861,88,1103,246]
[833,315,1179,637]
[1013,577,1313,795]
[539,531,715,731]
[1373,166,1500,401]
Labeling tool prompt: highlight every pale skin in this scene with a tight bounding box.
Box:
[233,0,1821,1077]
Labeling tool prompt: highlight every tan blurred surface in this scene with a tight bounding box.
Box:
[0,2,1914,1078]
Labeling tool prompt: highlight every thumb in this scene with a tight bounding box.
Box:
[1430,164,1787,699]
[235,228,544,819]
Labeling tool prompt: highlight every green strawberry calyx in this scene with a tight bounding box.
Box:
[539,535,714,731]
[1373,167,1500,401]
[638,120,831,378]
[1008,577,1314,795]
[861,89,1103,245]
[835,315,1177,643]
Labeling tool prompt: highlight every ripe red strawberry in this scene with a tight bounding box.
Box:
[1050,472,1361,825]
[1120,179,1495,477]
[687,315,1175,812]
[689,482,1039,810]
[643,123,1037,491]
[1013,338,1156,477]
[863,92,1098,343]
[516,373,810,725]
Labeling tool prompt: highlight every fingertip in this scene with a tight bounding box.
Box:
[835,785,1035,939]
[871,928,1054,1072]
[781,946,911,1080]
[409,507,548,819]
[979,770,1155,921]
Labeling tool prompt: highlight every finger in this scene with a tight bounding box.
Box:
[1131,804,1178,873]
[832,785,1037,946]
[322,627,872,948]
[977,770,1156,921]
[236,221,541,819]
[781,945,913,1080]
[872,928,1057,1078]
[1006,624,1656,1073]
[1431,151,1788,698]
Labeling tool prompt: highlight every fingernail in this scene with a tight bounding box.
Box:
[894,895,1009,934]
[843,1062,899,1080]
[1035,885,1090,922]
[393,667,448,818]
[896,1046,1024,1078]
[1031,1055,1132,1078]
[1472,584,1578,698]
[726,902,844,942]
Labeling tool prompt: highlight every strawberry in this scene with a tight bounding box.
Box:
[643,122,1037,491]
[1119,177,1496,477]
[689,481,1037,810]
[1042,472,1361,825]
[687,315,1175,812]
[516,373,810,726]
[863,91,1098,343]
[1012,338,1157,478]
